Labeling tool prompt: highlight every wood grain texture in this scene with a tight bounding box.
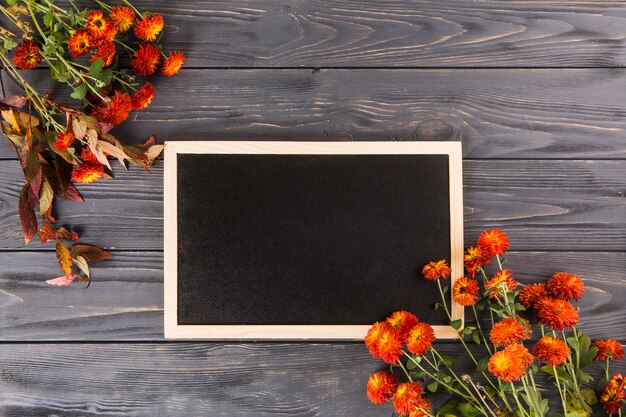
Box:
[1,69,626,159]
[0,159,623,251]
[0,250,624,341]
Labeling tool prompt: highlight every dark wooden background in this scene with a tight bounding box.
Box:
[1,1,625,415]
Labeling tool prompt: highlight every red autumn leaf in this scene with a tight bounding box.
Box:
[38,221,56,243]
[70,244,112,263]
[46,275,77,287]
[56,241,73,277]
[55,227,79,243]
[22,140,42,198]
[0,95,28,110]
[18,184,38,245]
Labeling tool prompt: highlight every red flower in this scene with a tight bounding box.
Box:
[366,371,397,404]
[131,82,156,110]
[452,277,480,306]
[464,245,490,278]
[546,272,585,301]
[485,269,518,299]
[91,91,133,126]
[533,336,570,366]
[422,260,451,281]
[386,310,419,342]
[593,340,625,361]
[12,40,42,70]
[478,229,509,258]
[131,43,161,76]
[518,283,547,309]
[134,13,164,41]
[162,51,185,76]
[490,317,531,347]
[109,6,135,33]
[87,11,110,39]
[365,322,402,364]
[72,149,104,184]
[600,374,626,415]
[90,40,116,67]
[536,299,579,330]
[488,343,533,382]
[393,382,429,416]
[68,29,92,57]
[406,322,436,357]
[54,129,74,150]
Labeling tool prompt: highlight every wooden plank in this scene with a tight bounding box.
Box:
[1,69,625,159]
[0,159,623,251]
[0,342,623,416]
[0,251,624,341]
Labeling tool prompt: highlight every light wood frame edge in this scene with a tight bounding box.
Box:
[164,141,464,340]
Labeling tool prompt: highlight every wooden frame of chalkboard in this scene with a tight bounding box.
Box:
[164,141,464,340]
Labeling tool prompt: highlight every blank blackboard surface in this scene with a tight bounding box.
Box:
[164,142,464,340]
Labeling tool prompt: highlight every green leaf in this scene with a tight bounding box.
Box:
[437,399,458,417]
[450,319,462,330]
[439,353,456,367]
[70,83,87,100]
[457,402,481,417]
[580,387,597,406]
[472,331,481,345]
[427,381,438,393]
[43,10,54,27]
[476,356,489,373]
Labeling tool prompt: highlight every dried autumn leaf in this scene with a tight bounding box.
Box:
[73,255,90,278]
[46,275,77,287]
[18,183,37,245]
[55,227,79,243]
[70,244,112,263]
[22,134,42,198]
[144,144,165,164]
[86,129,111,169]
[97,139,130,167]
[56,240,73,277]
[38,221,56,243]
[71,118,87,140]
[39,176,54,216]
[0,95,27,109]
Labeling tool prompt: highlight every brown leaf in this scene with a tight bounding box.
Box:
[46,275,77,287]
[56,241,73,277]
[71,118,87,140]
[97,139,130,167]
[38,221,55,243]
[18,183,37,245]
[73,255,90,278]
[22,136,42,198]
[55,227,79,243]
[70,244,112,263]
[39,176,54,216]
[0,95,27,110]
[144,144,165,163]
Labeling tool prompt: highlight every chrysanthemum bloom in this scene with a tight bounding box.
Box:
[162,51,185,76]
[131,43,161,76]
[533,295,555,312]
[488,343,532,382]
[54,129,74,150]
[485,269,518,299]
[131,82,156,110]
[592,340,625,361]
[365,321,387,359]
[109,5,135,33]
[533,336,570,366]
[68,29,92,57]
[536,299,579,330]
[393,382,429,416]
[90,40,116,67]
[546,272,585,301]
[408,401,432,417]
[91,91,133,126]
[464,246,490,278]
[600,374,626,415]
[490,317,531,347]
[364,322,402,364]
[72,150,104,184]
[80,147,101,164]
[386,310,419,342]
[87,11,110,39]
[452,277,480,306]
[478,229,510,258]
[518,283,547,309]
[366,371,397,404]
[12,40,42,70]
[406,322,436,356]
[422,260,451,281]
[134,13,164,41]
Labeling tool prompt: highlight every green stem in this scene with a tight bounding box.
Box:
[553,365,568,415]
[397,359,413,382]
[509,382,530,417]
[472,304,493,355]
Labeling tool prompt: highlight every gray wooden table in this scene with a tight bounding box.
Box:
[1,1,625,415]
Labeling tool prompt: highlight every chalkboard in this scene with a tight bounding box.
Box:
[164,142,464,340]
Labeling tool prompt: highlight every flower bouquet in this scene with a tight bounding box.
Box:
[0,0,184,285]
[365,230,624,417]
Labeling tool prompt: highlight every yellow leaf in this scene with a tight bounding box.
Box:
[56,241,72,277]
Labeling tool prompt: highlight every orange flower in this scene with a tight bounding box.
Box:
[162,51,185,76]
[12,40,42,70]
[422,260,451,281]
[134,13,164,41]
[593,340,625,361]
[533,295,555,312]
[409,402,432,417]
[464,246,490,278]
[452,277,480,306]
[80,147,100,164]
[406,322,436,356]
[91,91,133,126]
[87,11,110,39]
[533,336,570,366]
[536,299,579,330]
[600,374,626,415]
[72,150,104,184]
[109,5,135,33]
[364,322,402,364]
[485,269,518,299]
[518,283,547,309]
[68,29,92,57]
[131,43,161,76]
[478,229,509,258]
[131,82,156,110]
[490,317,531,347]
[366,370,397,404]
[386,310,419,342]
[488,343,532,382]
[546,272,585,301]
[90,40,116,67]
[365,321,387,359]
[54,129,74,150]
[393,382,429,416]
